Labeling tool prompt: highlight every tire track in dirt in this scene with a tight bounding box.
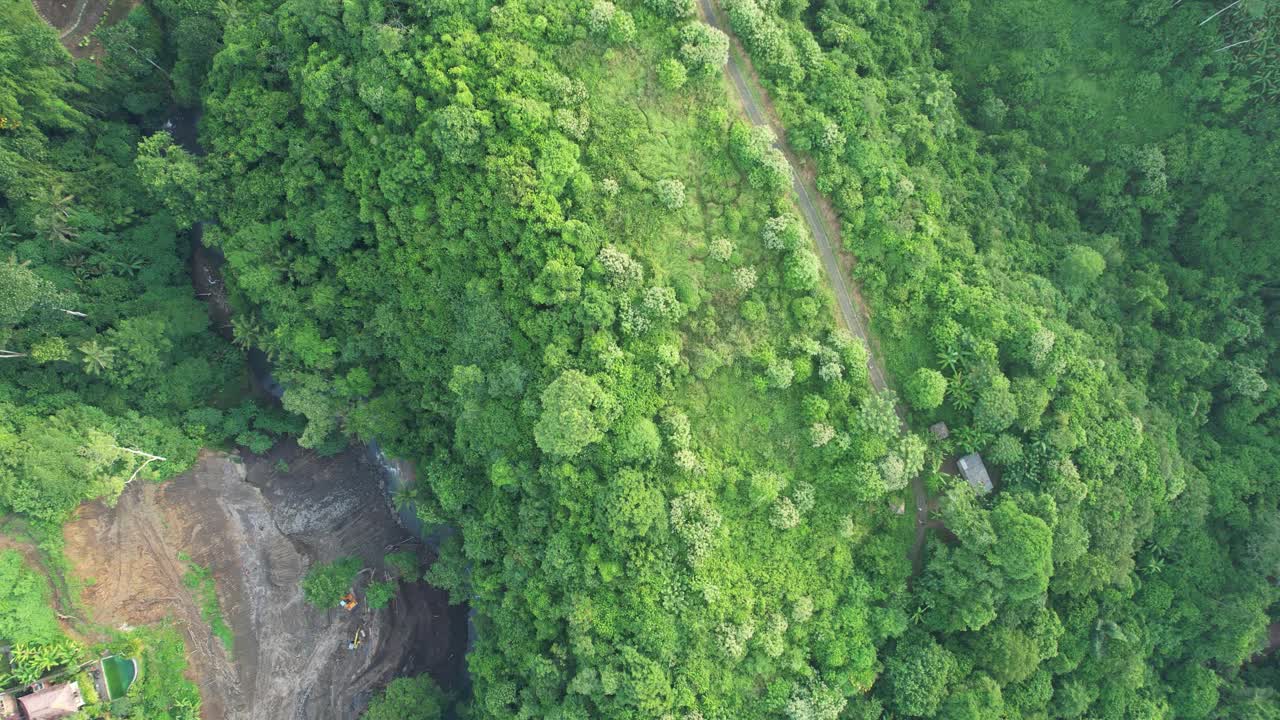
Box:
[57,0,91,39]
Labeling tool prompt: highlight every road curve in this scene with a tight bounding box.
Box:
[697,0,932,576]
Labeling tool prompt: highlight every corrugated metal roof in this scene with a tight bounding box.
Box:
[957,453,993,494]
[17,682,83,720]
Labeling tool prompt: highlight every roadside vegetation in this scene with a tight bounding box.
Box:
[185,0,937,715]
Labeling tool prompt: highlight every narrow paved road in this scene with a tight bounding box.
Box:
[696,0,888,393]
[698,0,932,576]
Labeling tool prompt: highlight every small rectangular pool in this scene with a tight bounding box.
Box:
[101,655,137,699]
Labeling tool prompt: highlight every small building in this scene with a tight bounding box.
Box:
[17,682,83,720]
[957,452,993,495]
[929,422,950,440]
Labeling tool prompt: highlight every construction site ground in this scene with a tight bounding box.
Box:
[46,442,467,720]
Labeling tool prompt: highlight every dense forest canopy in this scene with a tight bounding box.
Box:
[195,0,924,715]
[0,0,1276,718]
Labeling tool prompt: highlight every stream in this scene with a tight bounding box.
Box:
[175,108,429,540]
[171,107,474,702]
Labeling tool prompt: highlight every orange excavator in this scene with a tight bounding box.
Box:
[338,592,358,611]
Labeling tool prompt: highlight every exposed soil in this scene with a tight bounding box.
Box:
[62,443,467,720]
[32,0,137,57]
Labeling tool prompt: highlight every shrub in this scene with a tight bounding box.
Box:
[657,58,688,90]
[301,556,363,608]
[655,178,686,209]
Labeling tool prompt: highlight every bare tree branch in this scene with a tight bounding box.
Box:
[1217,36,1260,52]
[113,446,168,461]
[124,42,172,79]
[1201,0,1243,26]
[126,456,161,484]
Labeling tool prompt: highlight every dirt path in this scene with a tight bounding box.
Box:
[63,444,467,719]
[697,0,933,575]
[32,0,140,57]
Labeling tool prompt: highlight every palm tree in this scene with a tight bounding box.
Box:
[936,347,961,374]
[116,253,147,277]
[951,425,990,455]
[78,339,116,375]
[230,316,262,351]
[8,640,77,684]
[1143,554,1166,575]
[33,183,79,246]
[949,373,976,411]
[392,485,419,513]
[1093,619,1129,658]
[910,602,933,624]
[0,222,20,244]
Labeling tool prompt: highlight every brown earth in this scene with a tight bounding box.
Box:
[32,0,139,57]
[62,442,467,720]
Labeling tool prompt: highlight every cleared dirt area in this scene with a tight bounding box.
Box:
[62,443,467,720]
[32,0,138,57]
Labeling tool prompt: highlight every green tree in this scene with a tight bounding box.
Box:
[678,23,729,78]
[599,468,664,541]
[1167,662,1220,719]
[533,370,618,457]
[366,580,397,610]
[883,633,956,717]
[615,416,661,461]
[384,550,421,583]
[1057,245,1105,298]
[432,104,485,165]
[906,367,947,410]
[655,178,686,209]
[0,257,57,331]
[135,131,202,229]
[301,556,362,608]
[362,675,445,720]
[657,58,688,90]
[988,500,1053,602]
